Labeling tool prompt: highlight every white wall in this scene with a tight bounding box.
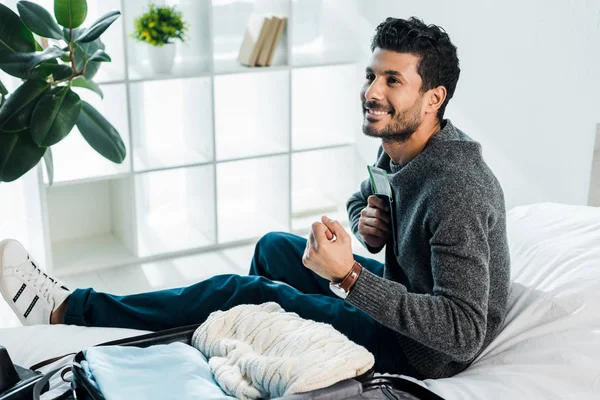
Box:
[351,0,600,210]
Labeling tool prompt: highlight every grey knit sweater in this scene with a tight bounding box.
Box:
[346,119,511,379]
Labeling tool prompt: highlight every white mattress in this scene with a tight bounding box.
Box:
[422,202,600,399]
[0,202,599,399]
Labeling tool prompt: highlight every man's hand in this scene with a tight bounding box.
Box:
[302,216,355,282]
[359,195,391,249]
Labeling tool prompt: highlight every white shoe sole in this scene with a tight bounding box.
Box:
[0,239,31,326]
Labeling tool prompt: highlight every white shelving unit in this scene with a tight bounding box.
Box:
[46,178,137,275]
[130,77,214,171]
[291,146,355,231]
[0,0,364,277]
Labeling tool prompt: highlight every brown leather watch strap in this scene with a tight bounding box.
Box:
[338,261,363,293]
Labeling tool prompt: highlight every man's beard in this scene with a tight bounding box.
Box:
[362,97,423,143]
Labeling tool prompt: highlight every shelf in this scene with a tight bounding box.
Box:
[290,0,360,66]
[135,165,216,257]
[214,70,290,160]
[127,55,212,81]
[218,137,288,162]
[292,64,358,150]
[130,77,214,171]
[291,187,349,232]
[123,0,212,80]
[47,178,137,274]
[117,251,242,293]
[291,147,354,231]
[217,155,290,243]
[212,0,289,74]
[292,188,339,218]
[292,208,349,233]
[213,61,289,75]
[45,84,131,184]
[51,234,138,275]
[0,168,46,263]
[134,148,212,173]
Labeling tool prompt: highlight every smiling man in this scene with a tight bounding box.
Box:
[0,17,510,380]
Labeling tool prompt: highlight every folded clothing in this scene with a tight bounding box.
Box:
[83,342,235,400]
[192,302,375,400]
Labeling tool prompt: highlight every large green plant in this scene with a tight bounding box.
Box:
[0,0,126,183]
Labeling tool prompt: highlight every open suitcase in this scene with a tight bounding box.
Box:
[62,324,445,400]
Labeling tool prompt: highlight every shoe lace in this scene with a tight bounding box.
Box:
[16,259,58,304]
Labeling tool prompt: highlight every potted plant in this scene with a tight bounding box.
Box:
[132,4,188,74]
[0,0,126,184]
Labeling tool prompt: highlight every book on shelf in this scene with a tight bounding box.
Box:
[266,17,287,67]
[238,13,287,67]
[256,17,278,67]
[237,14,271,67]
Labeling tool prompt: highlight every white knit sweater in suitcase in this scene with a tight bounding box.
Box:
[192,302,375,400]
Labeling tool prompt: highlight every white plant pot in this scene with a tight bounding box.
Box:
[148,43,175,74]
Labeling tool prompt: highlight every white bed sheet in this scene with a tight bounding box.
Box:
[0,202,599,399]
[0,325,150,368]
[423,202,600,399]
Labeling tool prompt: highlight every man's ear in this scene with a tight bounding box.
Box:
[426,86,447,114]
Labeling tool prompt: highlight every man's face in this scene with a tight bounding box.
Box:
[360,48,426,142]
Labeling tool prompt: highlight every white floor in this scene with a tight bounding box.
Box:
[0,235,385,329]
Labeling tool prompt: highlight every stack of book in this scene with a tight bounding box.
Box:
[237,13,287,67]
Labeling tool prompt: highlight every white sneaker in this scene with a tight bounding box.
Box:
[0,239,70,325]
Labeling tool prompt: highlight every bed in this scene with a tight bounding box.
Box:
[1,202,599,399]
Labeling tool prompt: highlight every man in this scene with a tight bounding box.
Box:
[0,17,510,380]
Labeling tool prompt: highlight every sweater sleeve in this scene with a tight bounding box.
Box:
[346,190,494,361]
[346,146,386,254]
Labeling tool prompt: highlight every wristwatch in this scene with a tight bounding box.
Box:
[329,261,363,299]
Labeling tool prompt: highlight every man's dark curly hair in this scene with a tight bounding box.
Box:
[371,17,460,121]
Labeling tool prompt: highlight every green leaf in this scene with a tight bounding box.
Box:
[71,76,103,99]
[73,37,104,78]
[17,1,64,40]
[30,59,58,80]
[30,86,81,146]
[0,3,36,53]
[0,46,64,78]
[0,129,46,182]
[52,63,73,80]
[76,10,120,43]
[54,0,88,29]
[0,80,7,97]
[43,146,54,185]
[0,79,49,129]
[83,60,100,79]
[76,100,125,163]
[0,52,57,80]
[1,98,35,133]
[87,49,110,62]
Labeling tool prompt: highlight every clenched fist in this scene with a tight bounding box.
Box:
[358,195,391,249]
[302,216,355,282]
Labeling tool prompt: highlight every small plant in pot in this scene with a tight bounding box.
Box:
[132,4,188,74]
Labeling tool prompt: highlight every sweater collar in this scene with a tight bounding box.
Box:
[388,119,455,172]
